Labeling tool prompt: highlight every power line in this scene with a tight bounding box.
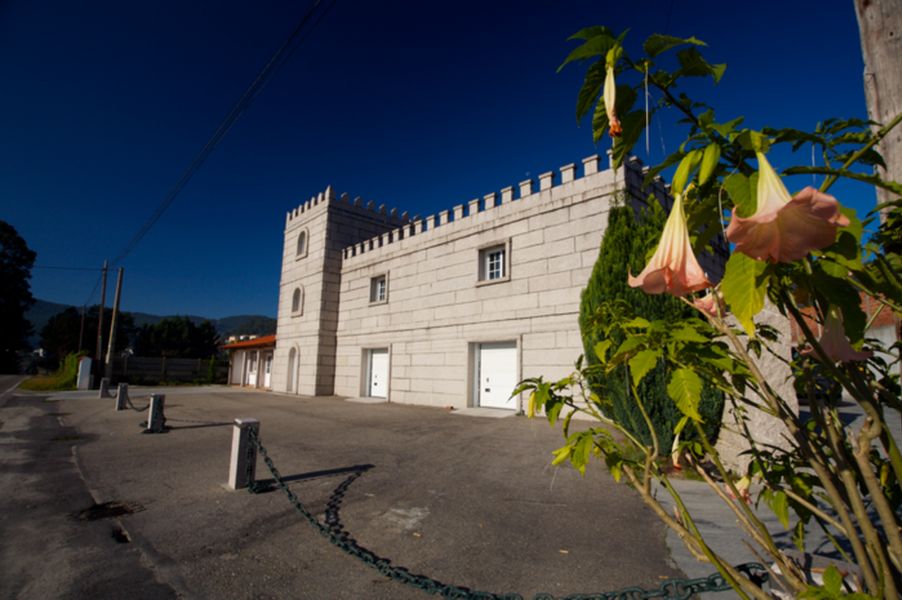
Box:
[110,0,336,267]
[83,271,104,307]
[33,265,102,271]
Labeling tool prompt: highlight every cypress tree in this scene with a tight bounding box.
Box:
[579,199,723,453]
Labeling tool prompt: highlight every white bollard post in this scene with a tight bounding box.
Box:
[115,383,128,411]
[76,357,92,390]
[98,377,112,399]
[145,394,166,433]
[228,418,260,490]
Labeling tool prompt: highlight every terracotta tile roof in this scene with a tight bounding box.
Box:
[221,334,277,350]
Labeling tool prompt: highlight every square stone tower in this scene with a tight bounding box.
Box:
[272,186,408,395]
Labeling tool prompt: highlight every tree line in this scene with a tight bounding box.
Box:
[39,308,221,369]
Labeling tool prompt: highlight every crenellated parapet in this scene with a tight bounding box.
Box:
[620,154,674,211]
[285,185,410,229]
[339,153,618,263]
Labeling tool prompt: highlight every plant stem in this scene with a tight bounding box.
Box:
[820,110,902,194]
[850,412,902,576]
[659,476,769,600]
[690,422,807,589]
[782,489,847,536]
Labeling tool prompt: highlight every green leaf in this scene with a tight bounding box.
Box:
[698,143,721,185]
[721,252,767,336]
[629,349,660,387]
[736,130,770,153]
[812,269,867,342]
[559,35,617,72]
[822,566,842,595]
[792,520,806,553]
[614,336,645,358]
[591,94,609,144]
[547,399,564,426]
[575,61,604,122]
[643,34,706,58]
[596,83,638,146]
[610,109,647,168]
[594,339,612,364]
[623,317,651,329]
[672,149,702,194]
[551,444,571,466]
[567,26,615,41]
[765,489,790,529]
[667,368,703,422]
[838,205,862,241]
[695,345,735,372]
[676,47,726,83]
[710,115,744,139]
[671,324,708,344]
[723,172,757,217]
[573,433,593,475]
[643,151,684,187]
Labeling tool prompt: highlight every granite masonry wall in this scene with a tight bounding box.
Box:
[272,153,727,408]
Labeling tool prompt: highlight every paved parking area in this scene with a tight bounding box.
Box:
[1,383,685,599]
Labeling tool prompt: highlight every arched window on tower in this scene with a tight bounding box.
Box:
[291,286,304,315]
[296,230,308,258]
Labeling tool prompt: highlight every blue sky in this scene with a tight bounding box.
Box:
[0,0,873,318]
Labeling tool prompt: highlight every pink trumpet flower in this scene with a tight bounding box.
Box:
[726,152,850,262]
[693,289,725,318]
[803,311,872,363]
[628,194,711,296]
[603,65,622,138]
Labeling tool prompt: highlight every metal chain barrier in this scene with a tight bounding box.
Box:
[126,396,149,412]
[166,417,230,425]
[245,429,770,600]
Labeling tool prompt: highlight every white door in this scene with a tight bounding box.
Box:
[247,353,258,387]
[263,354,272,388]
[478,342,518,409]
[368,349,389,398]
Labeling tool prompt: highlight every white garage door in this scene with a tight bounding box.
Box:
[368,348,389,398]
[478,342,518,409]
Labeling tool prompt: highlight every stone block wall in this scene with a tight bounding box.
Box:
[332,157,620,407]
[272,187,407,395]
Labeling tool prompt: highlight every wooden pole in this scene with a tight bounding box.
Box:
[77,304,86,353]
[94,260,108,387]
[855,0,902,221]
[855,0,902,381]
[104,267,124,380]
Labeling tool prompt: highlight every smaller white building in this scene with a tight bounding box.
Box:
[223,334,276,390]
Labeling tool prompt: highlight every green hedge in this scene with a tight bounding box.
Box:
[579,201,723,453]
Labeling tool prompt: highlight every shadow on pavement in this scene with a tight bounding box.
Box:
[250,463,374,494]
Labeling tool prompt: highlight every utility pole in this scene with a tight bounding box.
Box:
[855,0,902,221]
[104,267,124,380]
[855,0,902,381]
[77,305,86,353]
[94,260,108,387]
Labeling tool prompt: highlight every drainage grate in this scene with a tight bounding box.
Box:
[72,501,145,521]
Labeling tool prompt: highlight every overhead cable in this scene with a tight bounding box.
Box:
[110,0,336,266]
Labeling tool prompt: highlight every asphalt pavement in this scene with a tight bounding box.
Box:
[0,382,691,600]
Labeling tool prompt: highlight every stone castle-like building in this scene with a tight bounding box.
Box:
[271,153,726,410]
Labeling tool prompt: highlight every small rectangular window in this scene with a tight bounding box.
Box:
[487,248,504,280]
[478,243,509,284]
[370,275,387,303]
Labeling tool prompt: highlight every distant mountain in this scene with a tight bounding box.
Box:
[25,299,276,347]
